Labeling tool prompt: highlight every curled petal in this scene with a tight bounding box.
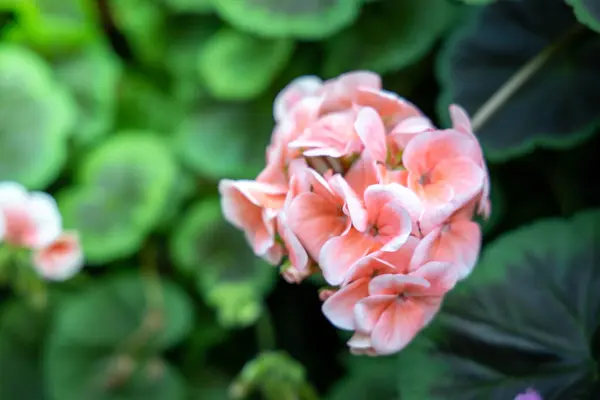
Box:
[320,229,374,286]
[354,294,395,334]
[410,261,458,297]
[322,278,369,330]
[355,107,387,163]
[347,332,377,356]
[329,175,367,232]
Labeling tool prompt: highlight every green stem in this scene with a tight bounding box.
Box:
[255,308,276,351]
[471,24,585,132]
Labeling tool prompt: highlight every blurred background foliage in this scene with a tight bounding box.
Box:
[1,0,600,399]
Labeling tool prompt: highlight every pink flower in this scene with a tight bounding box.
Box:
[514,389,543,400]
[0,182,62,249]
[353,261,458,355]
[273,75,323,123]
[402,129,485,232]
[32,231,84,281]
[318,183,420,285]
[410,203,481,280]
[219,180,287,264]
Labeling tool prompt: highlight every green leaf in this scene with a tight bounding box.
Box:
[58,133,177,263]
[45,274,192,400]
[174,101,272,180]
[163,0,214,13]
[567,0,600,32]
[14,0,99,53]
[328,356,399,400]
[438,0,600,161]
[53,41,122,146]
[213,0,361,39]
[397,209,600,399]
[198,28,294,100]
[170,198,276,327]
[164,14,220,104]
[323,0,460,77]
[0,44,75,189]
[0,302,49,400]
[108,0,165,66]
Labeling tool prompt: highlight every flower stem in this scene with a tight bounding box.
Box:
[471,24,585,132]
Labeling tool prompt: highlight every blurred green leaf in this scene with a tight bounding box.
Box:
[0,301,48,400]
[438,0,600,161]
[328,356,398,399]
[397,209,600,399]
[198,28,294,100]
[567,0,600,32]
[108,0,165,65]
[53,41,122,146]
[174,101,272,180]
[0,44,75,189]
[116,70,183,134]
[324,0,460,77]
[155,170,197,233]
[170,198,276,327]
[58,133,177,264]
[213,0,362,39]
[45,273,192,400]
[163,0,214,13]
[10,0,98,53]
[164,14,220,104]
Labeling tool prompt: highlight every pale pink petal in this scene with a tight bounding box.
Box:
[373,236,419,275]
[319,229,374,285]
[354,294,395,334]
[32,231,84,281]
[0,181,28,206]
[354,88,425,129]
[344,154,382,198]
[26,192,63,248]
[354,107,387,163]
[368,273,429,296]
[364,183,422,225]
[410,261,458,296]
[370,299,431,355]
[328,175,367,232]
[286,192,349,261]
[274,75,323,122]
[277,212,309,276]
[347,332,377,356]
[342,252,398,285]
[432,157,485,208]
[322,277,369,330]
[448,104,472,136]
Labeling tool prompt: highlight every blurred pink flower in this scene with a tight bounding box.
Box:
[32,231,83,281]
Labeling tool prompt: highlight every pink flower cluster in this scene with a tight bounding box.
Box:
[219,71,490,356]
[0,182,83,281]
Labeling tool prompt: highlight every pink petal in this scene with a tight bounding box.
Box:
[354,107,387,163]
[319,229,375,286]
[273,75,323,122]
[365,183,422,225]
[322,278,369,330]
[368,273,430,296]
[26,192,63,248]
[343,253,398,285]
[373,236,419,275]
[432,156,485,209]
[328,175,368,232]
[344,153,382,198]
[410,261,458,296]
[286,192,349,261]
[347,332,377,356]
[354,294,395,334]
[277,212,309,276]
[370,299,431,355]
[32,231,84,281]
[448,104,473,136]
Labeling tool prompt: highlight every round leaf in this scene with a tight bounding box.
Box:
[397,209,600,399]
[53,41,122,146]
[197,28,294,100]
[438,0,600,161]
[323,0,460,77]
[174,102,272,180]
[45,274,192,400]
[58,133,177,263]
[0,44,75,189]
[212,0,361,39]
[170,198,276,327]
[567,0,600,32]
[162,0,213,13]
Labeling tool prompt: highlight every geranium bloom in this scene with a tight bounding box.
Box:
[32,231,84,281]
[218,70,490,356]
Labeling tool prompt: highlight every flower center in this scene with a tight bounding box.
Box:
[418,172,431,186]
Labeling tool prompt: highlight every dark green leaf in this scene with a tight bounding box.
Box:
[162,0,213,13]
[197,28,294,100]
[58,133,177,263]
[438,0,600,161]
[397,209,600,400]
[213,0,362,39]
[324,0,460,77]
[170,198,276,327]
[0,302,49,400]
[0,44,75,189]
[174,101,272,180]
[45,274,192,400]
[327,356,399,400]
[567,0,600,32]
